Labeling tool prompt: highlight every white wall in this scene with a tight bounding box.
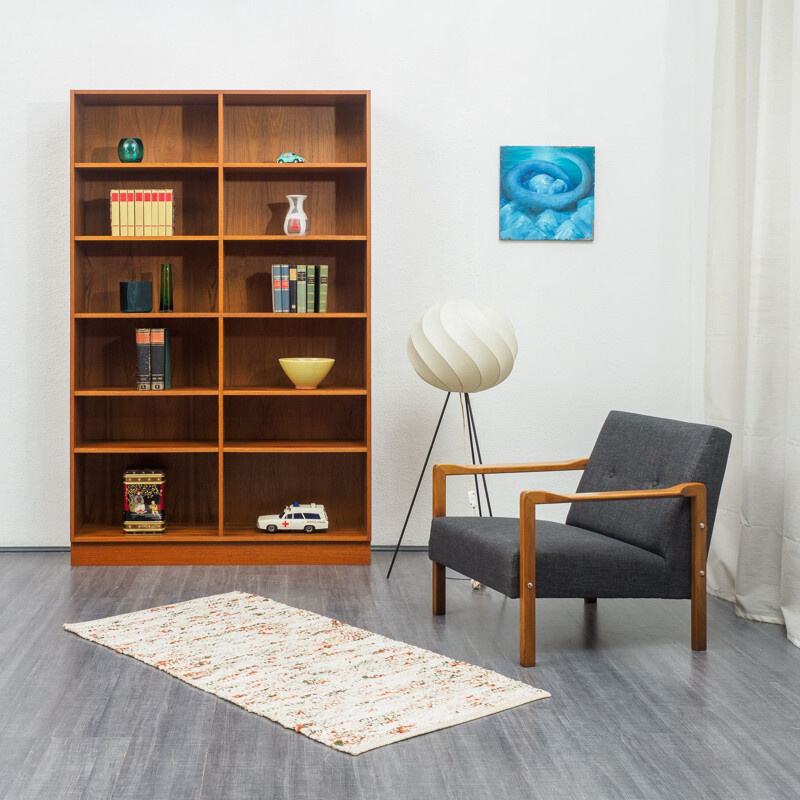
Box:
[0,0,718,547]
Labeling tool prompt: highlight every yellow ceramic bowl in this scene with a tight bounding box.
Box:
[279,357,335,389]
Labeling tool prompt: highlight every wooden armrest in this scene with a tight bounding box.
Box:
[521,482,705,505]
[434,458,589,478]
[432,459,588,517]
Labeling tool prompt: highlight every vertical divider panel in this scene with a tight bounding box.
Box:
[218,93,226,536]
[364,91,372,545]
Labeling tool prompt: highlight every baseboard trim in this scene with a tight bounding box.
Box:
[0,545,428,554]
[371,545,428,552]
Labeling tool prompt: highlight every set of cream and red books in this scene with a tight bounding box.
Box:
[110,189,174,236]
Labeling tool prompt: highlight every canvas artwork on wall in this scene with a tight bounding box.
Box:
[500,146,595,241]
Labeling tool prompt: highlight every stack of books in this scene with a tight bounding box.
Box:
[271,264,329,313]
[135,328,172,390]
[110,189,174,236]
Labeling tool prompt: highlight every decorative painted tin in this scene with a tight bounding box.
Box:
[123,469,166,534]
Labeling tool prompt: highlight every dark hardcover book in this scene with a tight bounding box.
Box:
[297,265,307,313]
[280,264,290,312]
[150,328,166,390]
[135,328,151,390]
[164,328,171,389]
[272,264,283,312]
[306,264,316,313]
[317,264,329,313]
[289,265,298,313]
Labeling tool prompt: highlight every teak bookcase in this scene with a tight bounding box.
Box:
[70,90,371,566]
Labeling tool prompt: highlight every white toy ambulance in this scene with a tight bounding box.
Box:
[257,502,329,533]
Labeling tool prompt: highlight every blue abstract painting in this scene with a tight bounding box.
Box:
[500,146,595,240]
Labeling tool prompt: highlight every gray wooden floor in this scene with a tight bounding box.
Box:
[1,552,799,800]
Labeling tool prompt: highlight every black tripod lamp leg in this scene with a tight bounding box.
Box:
[463,393,483,516]
[465,394,493,517]
[386,392,451,579]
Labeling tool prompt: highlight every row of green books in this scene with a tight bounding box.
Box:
[135,328,171,390]
[271,265,329,313]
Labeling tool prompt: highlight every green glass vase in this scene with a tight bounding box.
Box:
[117,138,144,162]
[159,263,173,312]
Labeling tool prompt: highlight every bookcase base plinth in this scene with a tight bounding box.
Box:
[70,541,371,566]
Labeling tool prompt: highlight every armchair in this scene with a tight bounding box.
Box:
[428,411,732,666]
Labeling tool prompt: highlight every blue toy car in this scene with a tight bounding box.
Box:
[276,152,306,163]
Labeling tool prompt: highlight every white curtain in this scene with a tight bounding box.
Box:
[706,0,800,647]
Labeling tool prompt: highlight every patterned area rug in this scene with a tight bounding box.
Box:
[64,591,549,754]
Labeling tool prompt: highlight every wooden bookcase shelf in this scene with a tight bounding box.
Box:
[76,236,219,242]
[75,442,220,454]
[224,163,367,173]
[223,235,367,242]
[75,163,219,171]
[223,387,367,396]
[75,387,220,397]
[70,90,371,565]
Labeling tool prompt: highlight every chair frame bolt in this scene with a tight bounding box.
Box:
[699,523,705,529]
[699,570,705,577]
[527,582,533,589]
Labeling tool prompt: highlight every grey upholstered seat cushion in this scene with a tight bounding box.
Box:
[429,516,666,599]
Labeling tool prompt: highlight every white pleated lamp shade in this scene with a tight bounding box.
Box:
[407,300,518,393]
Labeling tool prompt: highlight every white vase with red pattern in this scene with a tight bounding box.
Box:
[283,194,309,236]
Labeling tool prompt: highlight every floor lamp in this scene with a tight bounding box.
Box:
[386,300,518,579]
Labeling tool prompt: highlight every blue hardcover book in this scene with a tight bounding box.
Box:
[272,265,283,312]
[280,265,290,313]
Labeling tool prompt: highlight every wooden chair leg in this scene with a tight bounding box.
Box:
[691,587,706,651]
[432,561,446,615]
[520,493,536,666]
[520,592,536,666]
[584,598,597,604]
[690,485,708,651]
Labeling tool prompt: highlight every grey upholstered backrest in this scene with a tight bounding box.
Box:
[566,411,732,565]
